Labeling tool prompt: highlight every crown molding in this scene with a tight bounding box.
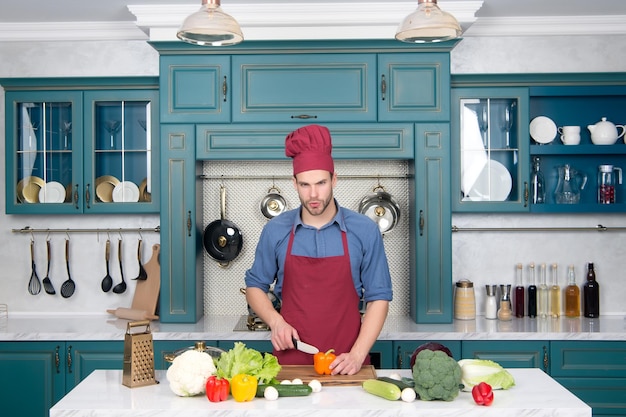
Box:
[0,21,147,42]
[464,15,626,37]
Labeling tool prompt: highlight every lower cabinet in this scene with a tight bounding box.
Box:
[462,340,549,372]
[0,341,124,417]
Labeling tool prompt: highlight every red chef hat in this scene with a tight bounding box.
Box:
[285,124,334,175]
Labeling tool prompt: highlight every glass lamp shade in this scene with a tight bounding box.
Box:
[177,0,243,46]
[395,0,461,43]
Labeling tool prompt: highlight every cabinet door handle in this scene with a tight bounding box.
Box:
[222,76,228,102]
[542,345,548,372]
[85,183,91,209]
[380,74,387,101]
[524,181,529,207]
[419,210,425,236]
[73,184,80,210]
[396,346,403,369]
[67,345,73,374]
[290,115,318,119]
[55,345,61,374]
[187,211,192,237]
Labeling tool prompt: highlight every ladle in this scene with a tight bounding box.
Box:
[27,239,41,295]
[60,239,76,298]
[42,239,56,295]
[112,238,127,294]
[100,239,113,292]
[133,239,147,280]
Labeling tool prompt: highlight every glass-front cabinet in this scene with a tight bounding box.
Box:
[3,79,159,214]
[451,87,530,212]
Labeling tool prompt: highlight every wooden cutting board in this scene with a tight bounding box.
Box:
[276,365,376,386]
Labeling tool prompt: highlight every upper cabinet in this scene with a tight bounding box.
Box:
[3,78,160,214]
[451,87,530,212]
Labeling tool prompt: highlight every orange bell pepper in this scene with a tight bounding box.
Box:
[313,349,336,375]
[230,373,258,402]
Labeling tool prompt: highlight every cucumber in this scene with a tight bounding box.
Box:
[362,379,402,401]
[255,383,313,398]
[376,376,414,391]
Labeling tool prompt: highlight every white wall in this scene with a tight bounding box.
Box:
[1,35,625,316]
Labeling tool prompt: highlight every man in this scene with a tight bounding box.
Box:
[244,124,392,375]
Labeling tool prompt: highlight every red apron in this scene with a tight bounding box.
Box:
[274,226,369,365]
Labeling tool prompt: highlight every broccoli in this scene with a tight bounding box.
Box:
[411,349,462,401]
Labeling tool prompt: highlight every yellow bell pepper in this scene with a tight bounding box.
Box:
[230,373,258,402]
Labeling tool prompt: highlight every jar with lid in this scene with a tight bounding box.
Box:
[598,164,622,204]
[454,279,476,320]
[485,285,498,319]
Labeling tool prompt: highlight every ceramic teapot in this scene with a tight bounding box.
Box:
[587,117,626,145]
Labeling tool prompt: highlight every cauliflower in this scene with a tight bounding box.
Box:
[412,349,462,401]
[166,350,217,396]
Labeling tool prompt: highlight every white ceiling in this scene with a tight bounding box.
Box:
[0,0,625,42]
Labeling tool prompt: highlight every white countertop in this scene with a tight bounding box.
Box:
[49,368,591,417]
[0,314,625,342]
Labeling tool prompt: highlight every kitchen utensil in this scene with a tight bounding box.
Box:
[112,239,127,294]
[42,239,56,295]
[292,337,319,354]
[133,239,147,280]
[588,117,626,145]
[260,186,287,219]
[530,116,557,144]
[27,240,41,295]
[203,185,243,266]
[465,160,512,201]
[554,164,587,204]
[276,365,377,386]
[60,239,75,298]
[358,185,401,234]
[101,239,113,292]
[122,320,157,388]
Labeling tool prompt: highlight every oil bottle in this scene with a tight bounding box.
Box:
[583,262,600,318]
[537,263,549,318]
[549,263,561,318]
[514,263,525,318]
[527,263,537,318]
[564,265,580,317]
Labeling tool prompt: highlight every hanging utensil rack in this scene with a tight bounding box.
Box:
[199,174,410,180]
[11,226,160,235]
[451,224,626,233]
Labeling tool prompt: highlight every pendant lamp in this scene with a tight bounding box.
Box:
[395,0,461,43]
[177,0,243,46]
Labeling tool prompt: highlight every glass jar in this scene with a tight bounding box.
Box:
[454,279,476,320]
[598,164,622,204]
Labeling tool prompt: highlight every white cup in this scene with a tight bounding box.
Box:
[559,126,581,145]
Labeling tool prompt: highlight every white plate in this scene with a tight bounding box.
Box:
[38,181,66,203]
[112,181,140,203]
[466,160,513,201]
[530,116,557,144]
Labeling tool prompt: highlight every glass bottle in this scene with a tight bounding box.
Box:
[583,262,600,318]
[485,285,498,320]
[537,263,549,318]
[497,284,512,321]
[564,265,581,317]
[531,156,546,204]
[527,263,537,318]
[514,263,524,318]
[549,263,561,317]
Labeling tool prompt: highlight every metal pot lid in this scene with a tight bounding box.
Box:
[260,186,287,219]
[358,186,400,234]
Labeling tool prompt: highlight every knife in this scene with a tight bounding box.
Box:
[292,337,319,354]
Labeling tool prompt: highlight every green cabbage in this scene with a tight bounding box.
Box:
[457,359,515,391]
[215,342,281,384]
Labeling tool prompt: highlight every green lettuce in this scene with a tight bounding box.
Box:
[215,342,281,384]
[457,359,515,391]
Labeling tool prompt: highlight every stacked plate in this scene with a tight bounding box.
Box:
[112,181,140,202]
[17,176,45,203]
[38,181,66,203]
[530,116,557,144]
[95,175,120,202]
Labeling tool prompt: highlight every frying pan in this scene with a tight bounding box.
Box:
[203,185,243,267]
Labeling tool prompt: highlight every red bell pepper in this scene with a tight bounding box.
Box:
[205,375,229,402]
[313,349,336,375]
[472,382,494,406]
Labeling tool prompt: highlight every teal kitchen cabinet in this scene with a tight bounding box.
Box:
[159,55,231,124]
[2,78,160,214]
[231,54,377,123]
[451,86,530,212]
[394,341,462,369]
[377,53,450,122]
[551,341,626,417]
[0,341,123,417]
[462,340,549,372]
[154,340,219,369]
[159,124,203,323]
[411,124,452,323]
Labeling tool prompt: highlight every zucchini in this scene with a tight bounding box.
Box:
[376,376,414,391]
[362,379,402,401]
[255,383,313,398]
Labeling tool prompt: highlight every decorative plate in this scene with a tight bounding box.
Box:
[95,175,120,202]
[530,116,557,144]
[17,176,45,203]
[39,181,66,203]
[112,181,140,203]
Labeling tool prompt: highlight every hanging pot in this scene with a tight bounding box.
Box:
[260,186,287,219]
[358,185,401,234]
[203,185,243,267]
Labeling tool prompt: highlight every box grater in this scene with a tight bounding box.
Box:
[122,320,158,388]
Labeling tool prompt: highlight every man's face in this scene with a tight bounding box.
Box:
[293,170,336,218]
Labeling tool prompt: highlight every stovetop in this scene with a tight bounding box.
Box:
[232,315,271,331]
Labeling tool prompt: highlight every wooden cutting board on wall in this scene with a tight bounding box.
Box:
[276,365,376,386]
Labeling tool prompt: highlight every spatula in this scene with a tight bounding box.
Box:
[27,240,41,295]
[60,239,75,298]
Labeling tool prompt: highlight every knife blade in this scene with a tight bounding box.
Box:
[292,337,319,354]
